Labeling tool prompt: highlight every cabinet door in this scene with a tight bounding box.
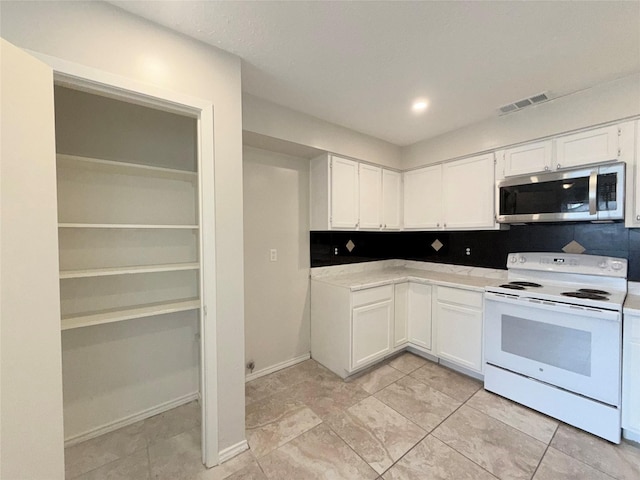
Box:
[393,282,409,348]
[634,121,640,226]
[503,141,553,177]
[434,287,483,373]
[442,154,495,229]
[622,313,640,437]
[403,165,442,229]
[555,125,620,169]
[408,283,432,351]
[382,169,402,230]
[352,299,393,370]
[358,163,382,230]
[330,156,359,229]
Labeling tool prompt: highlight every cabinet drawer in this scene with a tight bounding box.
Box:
[436,286,482,309]
[352,285,393,307]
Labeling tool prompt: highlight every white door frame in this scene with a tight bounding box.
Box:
[28,51,219,467]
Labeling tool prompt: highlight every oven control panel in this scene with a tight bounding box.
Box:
[506,252,627,277]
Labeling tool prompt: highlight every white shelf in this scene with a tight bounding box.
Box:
[58,223,199,230]
[61,299,201,331]
[57,153,197,181]
[60,262,200,279]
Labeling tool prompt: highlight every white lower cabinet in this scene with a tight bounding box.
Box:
[622,310,640,442]
[393,283,409,348]
[351,287,393,370]
[408,282,432,351]
[434,285,483,374]
[311,281,394,378]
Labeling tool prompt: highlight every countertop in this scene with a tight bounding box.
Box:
[310,262,506,292]
[624,282,640,314]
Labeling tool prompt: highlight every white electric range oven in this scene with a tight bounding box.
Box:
[484,252,627,443]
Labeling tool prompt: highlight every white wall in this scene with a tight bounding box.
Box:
[0,0,245,458]
[402,73,640,168]
[243,94,402,169]
[243,147,310,375]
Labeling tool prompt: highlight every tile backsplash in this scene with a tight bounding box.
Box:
[311,222,640,281]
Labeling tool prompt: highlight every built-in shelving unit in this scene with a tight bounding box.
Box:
[56,152,200,330]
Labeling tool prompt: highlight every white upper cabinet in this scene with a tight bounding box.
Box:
[502,140,553,177]
[502,124,625,178]
[442,153,495,229]
[331,156,360,229]
[382,169,402,230]
[310,154,401,230]
[403,165,442,229]
[555,125,620,170]
[358,163,382,229]
[626,120,640,227]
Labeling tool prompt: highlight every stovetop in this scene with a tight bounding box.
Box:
[485,252,628,311]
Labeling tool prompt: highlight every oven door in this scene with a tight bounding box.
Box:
[484,293,621,406]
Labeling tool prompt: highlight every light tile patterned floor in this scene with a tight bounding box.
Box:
[65,354,640,479]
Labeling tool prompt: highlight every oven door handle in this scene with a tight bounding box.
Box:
[484,292,620,321]
[588,169,598,215]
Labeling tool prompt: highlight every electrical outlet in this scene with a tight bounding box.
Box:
[270,249,277,261]
[465,247,471,256]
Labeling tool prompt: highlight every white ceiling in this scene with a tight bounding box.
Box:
[109,1,640,146]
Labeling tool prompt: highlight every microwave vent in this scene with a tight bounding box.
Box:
[499,92,550,115]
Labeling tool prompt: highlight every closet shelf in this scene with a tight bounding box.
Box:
[60,262,200,279]
[58,223,199,230]
[57,153,197,180]
[61,299,201,330]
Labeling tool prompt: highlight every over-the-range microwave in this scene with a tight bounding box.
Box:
[497,162,624,223]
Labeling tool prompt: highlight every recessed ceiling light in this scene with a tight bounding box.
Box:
[412,100,429,113]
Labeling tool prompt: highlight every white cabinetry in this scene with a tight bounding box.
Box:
[625,120,640,227]
[404,154,496,231]
[501,140,553,177]
[501,124,624,178]
[555,125,620,169]
[622,309,640,442]
[442,154,495,229]
[407,283,432,352]
[311,280,393,378]
[393,282,409,348]
[310,154,401,230]
[351,286,393,370]
[358,163,382,229]
[382,169,402,230]
[403,165,442,229]
[434,286,483,374]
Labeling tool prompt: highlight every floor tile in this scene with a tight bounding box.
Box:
[245,375,288,407]
[374,375,461,432]
[466,389,558,443]
[433,405,546,480]
[143,400,200,444]
[288,374,370,420]
[386,352,428,374]
[65,422,148,479]
[551,424,640,480]
[533,447,615,480]
[271,359,336,387]
[382,435,498,480]
[258,424,378,480]
[409,361,481,402]
[245,390,322,457]
[224,462,267,480]
[326,396,426,474]
[204,450,262,480]
[148,427,206,480]
[73,449,150,480]
[352,363,406,394]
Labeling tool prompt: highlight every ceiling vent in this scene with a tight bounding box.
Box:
[499,92,550,115]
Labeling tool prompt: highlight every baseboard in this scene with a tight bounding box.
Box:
[64,392,199,447]
[623,428,640,444]
[439,358,484,381]
[218,440,249,464]
[245,353,311,382]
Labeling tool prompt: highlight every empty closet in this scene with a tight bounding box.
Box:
[54,86,204,446]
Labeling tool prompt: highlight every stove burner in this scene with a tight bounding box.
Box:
[577,288,611,296]
[510,281,543,288]
[561,291,609,301]
[499,284,525,290]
